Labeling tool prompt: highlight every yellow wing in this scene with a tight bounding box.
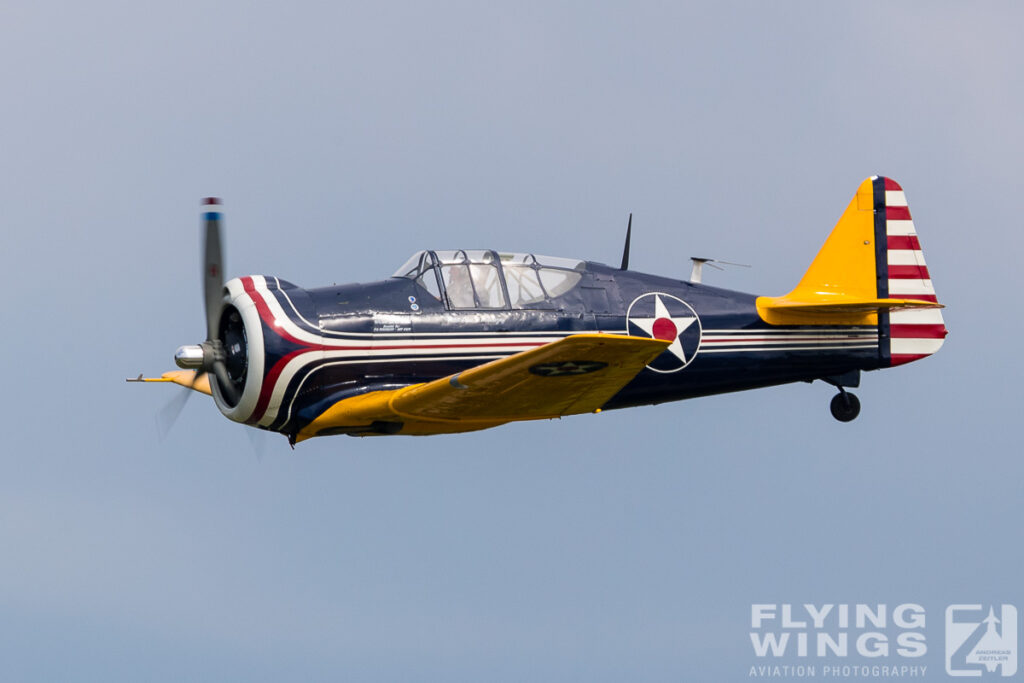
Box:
[297,333,670,441]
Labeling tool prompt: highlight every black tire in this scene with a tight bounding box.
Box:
[830,392,861,422]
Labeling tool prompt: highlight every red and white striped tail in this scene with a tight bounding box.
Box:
[879,177,947,367]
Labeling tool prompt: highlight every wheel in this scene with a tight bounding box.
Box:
[830,392,860,422]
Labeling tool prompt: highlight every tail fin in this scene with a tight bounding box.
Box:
[756,176,947,367]
[878,178,947,366]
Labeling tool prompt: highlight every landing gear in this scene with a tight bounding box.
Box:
[829,390,860,422]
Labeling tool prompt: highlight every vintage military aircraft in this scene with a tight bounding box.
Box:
[132,176,945,444]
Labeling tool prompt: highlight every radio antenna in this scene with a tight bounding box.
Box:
[620,213,632,270]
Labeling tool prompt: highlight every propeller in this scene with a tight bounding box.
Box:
[156,385,194,439]
[174,198,242,405]
[152,369,208,439]
[156,380,269,460]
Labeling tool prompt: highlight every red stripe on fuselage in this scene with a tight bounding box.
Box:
[883,177,902,191]
[248,348,311,425]
[240,277,321,424]
[887,206,912,220]
[701,336,876,344]
[241,277,317,348]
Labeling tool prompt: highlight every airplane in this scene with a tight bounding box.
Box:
[131,176,946,445]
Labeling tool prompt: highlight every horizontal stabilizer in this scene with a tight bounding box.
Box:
[756,295,942,325]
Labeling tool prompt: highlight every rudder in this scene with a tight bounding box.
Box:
[875,177,947,366]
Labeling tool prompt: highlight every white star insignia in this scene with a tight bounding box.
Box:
[630,294,697,363]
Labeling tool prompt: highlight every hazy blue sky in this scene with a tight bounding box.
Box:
[2,2,1022,681]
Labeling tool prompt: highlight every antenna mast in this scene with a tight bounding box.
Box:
[620,213,632,270]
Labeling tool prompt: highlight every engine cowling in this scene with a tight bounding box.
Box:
[210,277,267,422]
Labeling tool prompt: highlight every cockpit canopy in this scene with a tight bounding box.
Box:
[393,250,585,310]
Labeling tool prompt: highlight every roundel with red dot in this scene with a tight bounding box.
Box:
[625,292,702,373]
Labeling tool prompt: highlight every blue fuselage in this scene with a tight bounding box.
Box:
[242,261,881,437]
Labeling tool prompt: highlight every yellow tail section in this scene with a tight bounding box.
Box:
[756,177,941,326]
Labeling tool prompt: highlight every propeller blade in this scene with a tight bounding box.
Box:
[156,378,198,439]
[211,358,240,404]
[202,198,225,342]
[245,427,269,463]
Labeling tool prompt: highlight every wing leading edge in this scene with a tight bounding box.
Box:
[296,333,671,441]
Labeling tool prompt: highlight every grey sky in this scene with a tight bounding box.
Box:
[1,2,1021,681]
